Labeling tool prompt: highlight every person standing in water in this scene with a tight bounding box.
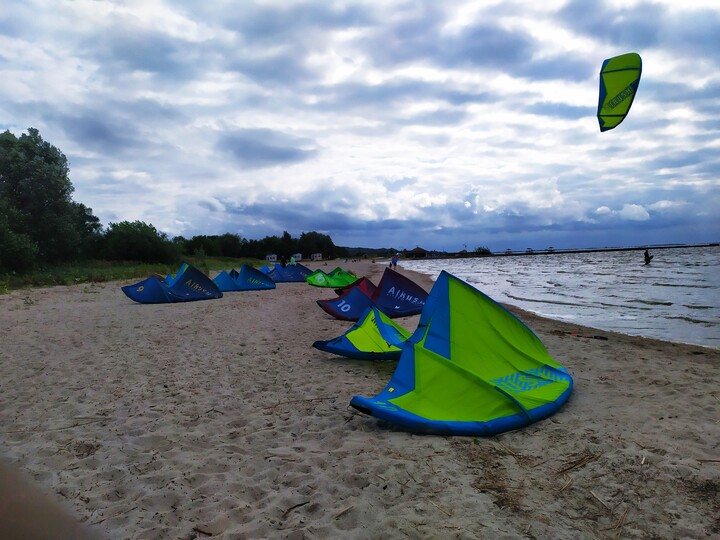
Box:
[644,249,653,264]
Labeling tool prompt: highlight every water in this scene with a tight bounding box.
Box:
[401,245,720,349]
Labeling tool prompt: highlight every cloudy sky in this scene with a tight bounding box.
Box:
[2,0,719,252]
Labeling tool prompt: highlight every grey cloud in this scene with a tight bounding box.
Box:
[209,3,374,84]
[525,102,589,121]
[441,24,535,69]
[556,1,664,49]
[658,9,720,60]
[216,128,318,169]
[0,2,35,38]
[52,111,141,154]
[399,108,467,127]
[219,2,373,43]
[81,21,201,79]
[648,148,719,171]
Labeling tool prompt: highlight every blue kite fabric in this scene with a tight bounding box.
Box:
[317,267,427,321]
[262,263,313,282]
[349,271,573,436]
[213,264,276,292]
[122,262,223,304]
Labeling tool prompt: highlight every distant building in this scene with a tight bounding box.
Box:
[404,246,428,259]
[311,253,322,261]
[291,253,303,262]
[265,254,277,262]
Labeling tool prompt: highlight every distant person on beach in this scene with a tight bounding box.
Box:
[390,255,398,268]
[644,249,653,264]
[280,256,287,268]
[290,255,296,266]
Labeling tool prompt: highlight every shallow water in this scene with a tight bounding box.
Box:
[401,245,720,349]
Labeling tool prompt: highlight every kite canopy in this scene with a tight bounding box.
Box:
[334,276,377,297]
[317,267,427,321]
[597,52,642,132]
[306,267,357,288]
[350,271,573,436]
[122,263,222,304]
[213,264,276,292]
[263,263,313,282]
[313,306,412,360]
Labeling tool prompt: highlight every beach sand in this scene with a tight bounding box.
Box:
[1,260,718,539]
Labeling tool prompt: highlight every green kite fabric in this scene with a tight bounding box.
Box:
[306,267,358,288]
[350,271,573,435]
[597,52,642,132]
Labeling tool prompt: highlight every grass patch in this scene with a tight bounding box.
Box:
[0,257,267,294]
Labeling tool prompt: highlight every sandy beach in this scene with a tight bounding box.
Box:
[1,260,718,539]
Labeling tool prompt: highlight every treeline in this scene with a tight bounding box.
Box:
[174,230,349,261]
[0,128,350,274]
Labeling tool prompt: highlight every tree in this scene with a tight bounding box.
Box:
[298,231,337,258]
[0,199,38,272]
[217,233,246,258]
[101,221,179,263]
[0,128,102,262]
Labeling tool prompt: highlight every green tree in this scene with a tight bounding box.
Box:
[0,199,39,272]
[0,128,102,262]
[102,221,179,263]
[298,231,336,258]
[217,233,246,258]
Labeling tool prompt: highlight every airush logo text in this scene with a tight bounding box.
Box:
[184,279,213,296]
[386,286,425,306]
[607,85,634,110]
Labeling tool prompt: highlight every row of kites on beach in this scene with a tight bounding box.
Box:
[114,49,639,435]
[122,261,573,437]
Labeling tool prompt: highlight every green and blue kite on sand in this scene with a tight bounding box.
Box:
[313,306,412,360]
[348,271,573,436]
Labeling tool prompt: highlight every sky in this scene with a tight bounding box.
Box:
[1,0,719,252]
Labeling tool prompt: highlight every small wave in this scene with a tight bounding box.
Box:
[504,293,583,308]
[596,301,651,311]
[652,282,714,289]
[683,304,714,310]
[667,315,715,326]
[629,299,674,306]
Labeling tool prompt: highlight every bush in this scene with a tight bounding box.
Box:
[0,229,39,272]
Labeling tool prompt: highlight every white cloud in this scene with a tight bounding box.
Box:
[619,204,650,221]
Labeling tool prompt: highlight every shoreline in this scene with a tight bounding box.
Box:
[396,261,717,351]
[397,257,719,351]
[1,259,718,538]
[393,241,719,260]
